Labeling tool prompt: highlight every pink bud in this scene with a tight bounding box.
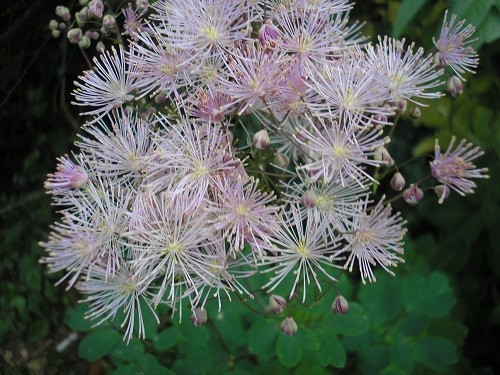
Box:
[300,189,316,208]
[190,307,208,326]
[280,317,298,336]
[55,6,71,21]
[409,106,421,119]
[269,295,287,314]
[258,21,280,50]
[446,76,463,97]
[434,185,450,204]
[67,28,83,44]
[253,129,270,150]
[390,172,405,191]
[88,0,104,19]
[331,294,349,315]
[403,185,424,205]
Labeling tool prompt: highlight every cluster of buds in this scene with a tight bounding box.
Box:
[49,0,149,51]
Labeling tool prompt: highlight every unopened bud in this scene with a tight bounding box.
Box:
[55,6,71,21]
[434,185,450,204]
[446,76,463,97]
[58,23,66,30]
[49,20,58,31]
[51,30,60,38]
[79,0,89,6]
[78,35,91,49]
[88,0,104,19]
[102,14,116,31]
[154,92,167,105]
[79,6,89,21]
[190,308,208,326]
[331,294,349,315]
[409,106,421,119]
[300,189,316,208]
[395,99,407,114]
[269,295,287,314]
[96,41,105,53]
[274,153,289,168]
[403,185,424,205]
[67,28,83,44]
[372,114,388,124]
[253,129,270,150]
[136,0,149,12]
[85,30,99,40]
[258,21,280,49]
[390,172,405,191]
[374,146,394,167]
[280,317,298,336]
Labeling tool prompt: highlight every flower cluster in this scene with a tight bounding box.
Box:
[42,0,488,341]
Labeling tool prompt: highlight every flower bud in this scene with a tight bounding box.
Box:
[434,185,450,204]
[79,6,89,21]
[51,30,61,38]
[300,189,316,208]
[395,99,407,114]
[67,28,83,44]
[258,21,280,49]
[390,172,405,191]
[96,41,105,53]
[253,129,270,150]
[280,317,298,336]
[78,35,91,49]
[86,30,100,40]
[102,14,117,31]
[49,20,58,31]
[79,0,89,6]
[403,184,424,205]
[446,76,463,97]
[331,294,349,315]
[269,295,287,314]
[58,23,66,30]
[409,106,421,119]
[55,6,71,21]
[274,152,289,168]
[88,0,104,19]
[136,0,149,12]
[372,114,388,124]
[190,307,208,327]
[374,146,394,167]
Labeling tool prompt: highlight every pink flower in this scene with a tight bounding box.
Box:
[430,136,489,195]
[336,197,407,284]
[433,11,479,81]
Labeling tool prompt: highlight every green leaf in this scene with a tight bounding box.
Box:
[325,302,370,336]
[390,338,415,373]
[392,0,429,38]
[315,330,346,368]
[64,303,94,332]
[110,364,135,375]
[402,272,455,318]
[275,334,303,368]
[153,326,182,350]
[295,327,320,351]
[78,327,122,362]
[358,344,390,373]
[109,338,144,361]
[414,337,458,371]
[399,314,429,337]
[358,273,405,325]
[134,354,176,375]
[247,319,278,360]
